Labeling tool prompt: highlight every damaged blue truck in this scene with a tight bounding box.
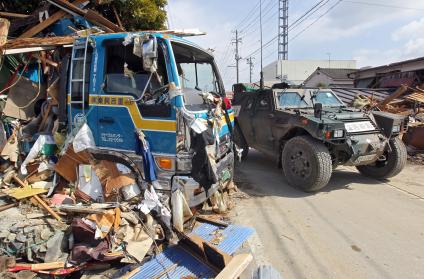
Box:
[60,32,235,211]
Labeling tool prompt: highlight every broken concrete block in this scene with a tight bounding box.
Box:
[45,231,65,262]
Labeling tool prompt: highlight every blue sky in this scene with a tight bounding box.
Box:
[167,0,424,89]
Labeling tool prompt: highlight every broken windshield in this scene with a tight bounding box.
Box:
[276,90,344,109]
[103,38,168,99]
[172,41,220,111]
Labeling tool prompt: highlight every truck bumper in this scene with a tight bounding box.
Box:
[172,152,234,207]
[345,133,388,166]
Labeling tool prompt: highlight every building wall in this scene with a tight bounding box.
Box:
[263,60,356,85]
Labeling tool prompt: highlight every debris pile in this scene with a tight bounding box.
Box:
[0,1,252,278]
[351,84,424,160]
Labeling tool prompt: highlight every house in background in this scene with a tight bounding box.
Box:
[350,57,424,88]
[303,67,355,88]
[262,59,356,86]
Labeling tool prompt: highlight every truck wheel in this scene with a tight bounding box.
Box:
[356,137,407,179]
[282,136,332,192]
[234,125,249,160]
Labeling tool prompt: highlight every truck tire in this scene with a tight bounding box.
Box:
[356,137,407,179]
[282,136,332,192]
[234,125,249,160]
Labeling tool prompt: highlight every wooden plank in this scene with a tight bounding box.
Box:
[377,85,407,109]
[12,176,63,222]
[19,0,86,38]
[0,12,30,19]
[215,253,253,279]
[5,36,74,51]
[0,18,10,47]
[84,9,124,32]
[0,203,18,212]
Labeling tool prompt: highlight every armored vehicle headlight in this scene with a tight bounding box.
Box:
[333,129,344,138]
[392,125,400,133]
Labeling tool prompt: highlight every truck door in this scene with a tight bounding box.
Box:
[251,93,275,155]
[95,37,176,154]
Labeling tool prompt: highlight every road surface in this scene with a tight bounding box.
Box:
[232,150,424,279]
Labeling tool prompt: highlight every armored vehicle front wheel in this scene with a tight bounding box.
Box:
[282,136,332,192]
[356,137,407,179]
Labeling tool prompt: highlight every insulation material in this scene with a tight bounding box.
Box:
[20,134,56,175]
[0,18,9,47]
[73,123,96,153]
[171,188,193,232]
[3,77,45,121]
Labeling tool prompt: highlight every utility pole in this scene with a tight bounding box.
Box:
[246,57,254,83]
[232,30,242,83]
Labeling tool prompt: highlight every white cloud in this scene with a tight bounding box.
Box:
[392,17,424,41]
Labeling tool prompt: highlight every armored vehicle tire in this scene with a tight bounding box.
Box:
[234,125,249,160]
[356,137,407,179]
[282,136,332,192]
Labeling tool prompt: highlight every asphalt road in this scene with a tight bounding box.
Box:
[232,150,424,279]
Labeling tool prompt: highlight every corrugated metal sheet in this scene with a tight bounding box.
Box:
[331,88,393,104]
[191,224,254,255]
[129,223,254,279]
[130,245,217,279]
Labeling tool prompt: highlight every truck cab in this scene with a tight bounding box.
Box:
[63,32,234,206]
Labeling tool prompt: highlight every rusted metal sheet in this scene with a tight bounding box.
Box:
[403,125,424,150]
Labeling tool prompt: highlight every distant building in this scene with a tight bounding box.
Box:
[262,59,357,86]
[350,56,424,88]
[303,67,355,88]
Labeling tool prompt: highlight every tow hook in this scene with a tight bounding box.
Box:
[377,155,387,161]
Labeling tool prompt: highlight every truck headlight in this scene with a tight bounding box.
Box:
[333,130,344,138]
[392,125,400,133]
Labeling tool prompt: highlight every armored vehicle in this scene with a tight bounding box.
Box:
[232,85,407,192]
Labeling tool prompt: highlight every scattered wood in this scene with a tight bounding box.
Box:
[0,18,10,47]
[5,36,74,50]
[12,176,63,222]
[9,261,65,271]
[196,215,229,228]
[50,0,125,32]
[18,0,86,38]
[0,12,30,19]
[215,254,253,279]
[112,5,124,29]
[377,84,407,109]
[0,203,18,212]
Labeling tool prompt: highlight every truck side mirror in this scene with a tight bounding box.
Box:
[314,103,323,119]
[141,37,158,72]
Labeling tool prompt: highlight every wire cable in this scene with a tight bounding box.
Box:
[291,0,344,42]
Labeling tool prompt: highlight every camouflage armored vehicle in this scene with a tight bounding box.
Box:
[232,85,407,192]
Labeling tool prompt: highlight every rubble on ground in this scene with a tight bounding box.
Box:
[351,84,424,157]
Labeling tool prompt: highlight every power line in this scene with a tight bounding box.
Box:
[239,0,276,34]
[289,0,331,31]
[235,1,261,30]
[291,0,344,42]
[344,0,424,11]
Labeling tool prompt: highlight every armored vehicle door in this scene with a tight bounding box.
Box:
[236,94,256,146]
[251,92,275,156]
